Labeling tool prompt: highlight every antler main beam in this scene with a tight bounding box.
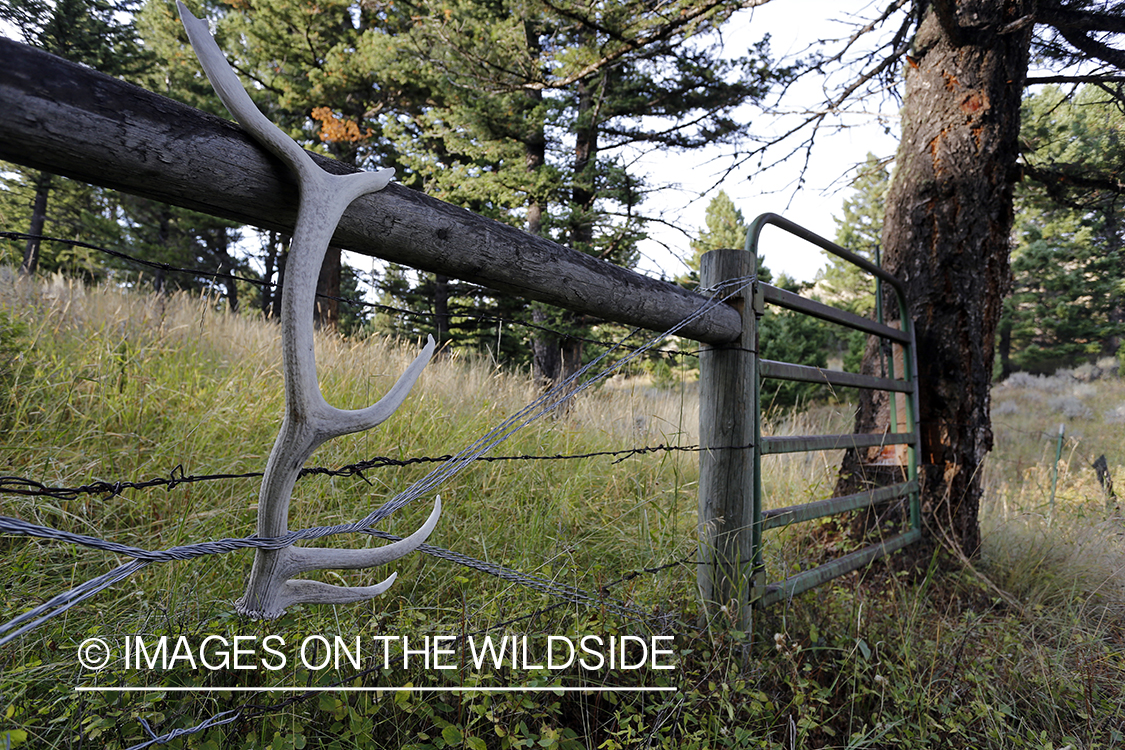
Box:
[177,2,440,619]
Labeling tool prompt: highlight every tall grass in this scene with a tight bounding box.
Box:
[2,275,1124,749]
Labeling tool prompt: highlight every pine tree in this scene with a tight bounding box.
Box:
[682,190,768,286]
[2,0,150,275]
[836,1,1125,561]
[686,193,825,408]
[823,154,887,317]
[225,0,787,376]
[999,85,1125,375]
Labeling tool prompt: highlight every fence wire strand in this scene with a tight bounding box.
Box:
[0,443,718,502]
[1,258,754,748]
[117,552,696,750]
[0,274,754,651]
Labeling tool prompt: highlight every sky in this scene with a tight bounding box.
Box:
[629,0,904,284]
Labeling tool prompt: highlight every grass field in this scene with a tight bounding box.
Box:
[2,275,1124,749]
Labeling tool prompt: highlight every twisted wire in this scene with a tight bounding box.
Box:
[0,443,713,502]
[0,275,755,650]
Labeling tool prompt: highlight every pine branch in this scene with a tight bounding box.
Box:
[526,0,776,91]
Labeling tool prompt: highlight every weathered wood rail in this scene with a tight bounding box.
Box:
[0,38,740,345]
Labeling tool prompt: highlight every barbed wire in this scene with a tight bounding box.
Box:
[1,270,755,747]
[0,273,755,648]
[0,444,726,502]
[1,231,698,358]
[110,410,1120,747]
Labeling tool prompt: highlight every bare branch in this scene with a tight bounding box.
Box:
[1022,161,1125,205]
[1038,6,1125,35]
[525,0,777,91]
[1051,24,1125,69]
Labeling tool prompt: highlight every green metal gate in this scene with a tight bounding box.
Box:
[745,213,923,607]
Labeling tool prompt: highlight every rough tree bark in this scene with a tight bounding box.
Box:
[840,0,1034,562]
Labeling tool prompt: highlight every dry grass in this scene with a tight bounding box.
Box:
[4,274,1125,748]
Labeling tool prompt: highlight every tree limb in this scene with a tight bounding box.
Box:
[525,0,777,91]
[1052,23,1125,69]
[1026,74,1125,84]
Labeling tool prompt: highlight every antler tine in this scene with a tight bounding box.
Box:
[313,335,437,440]
[281,497,442,578]
[238,497,441,619]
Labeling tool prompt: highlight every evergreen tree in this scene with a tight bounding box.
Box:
[213,0,784,374]
[115,196,248,308]
[681,190,766,286]
[2,0,252,302]
[817,153,890,372]
[2,0,151,275]
[823,154,887,316]
[758,274,832,410]
[999,85,1125,375]
[686,193,826,408]
[831,0,1125,561]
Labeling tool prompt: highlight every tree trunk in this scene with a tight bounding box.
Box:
[272,246,288,321]
[840,2,1032,562]
[531,305,561,387]
[153,208,170,293]
[1105,202,1123,356]
[213,228,239,312]
[555,63,601,386]
[433,273,450,352]
[19,170,52,276]
[998,312,1013,380]
[524,22,563,387]
[315,245,341,329]
[261,230,279,315]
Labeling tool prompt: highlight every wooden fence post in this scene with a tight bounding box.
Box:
[698,248,759,632]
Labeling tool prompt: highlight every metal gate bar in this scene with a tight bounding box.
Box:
[761,481,919,531]
[758,529,922,607]
[745,213,923,607]
[760,285,912,343]
[760,359,913,393]
[761,433,914,455]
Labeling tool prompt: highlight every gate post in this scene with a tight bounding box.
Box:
[698,248,759,632]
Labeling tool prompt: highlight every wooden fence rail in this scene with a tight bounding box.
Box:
[0,38,740,345]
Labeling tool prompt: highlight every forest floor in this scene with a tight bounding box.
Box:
[1,276,1124,749]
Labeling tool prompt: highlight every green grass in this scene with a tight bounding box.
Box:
[2,274,1124,749]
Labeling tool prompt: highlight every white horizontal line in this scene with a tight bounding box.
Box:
[75,686,677,693]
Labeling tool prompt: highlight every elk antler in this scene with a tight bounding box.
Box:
[178,2,440,620]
